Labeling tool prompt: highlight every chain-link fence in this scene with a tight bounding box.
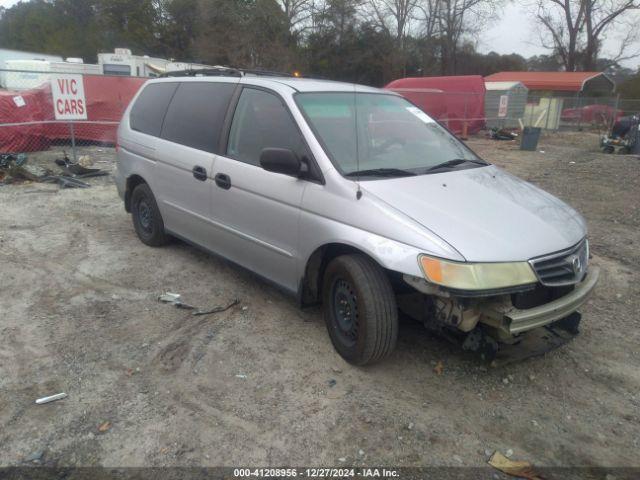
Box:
[3,69,640,163]
[0,68,147,154]
[386,89,487,137]
[0,68,148,185]
[388,87,640,136]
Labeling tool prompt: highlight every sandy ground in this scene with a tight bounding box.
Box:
[0,133,639,471]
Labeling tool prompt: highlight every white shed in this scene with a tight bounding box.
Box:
[484,81,528,129]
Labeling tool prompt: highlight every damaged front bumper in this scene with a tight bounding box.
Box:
[478,267,600,336]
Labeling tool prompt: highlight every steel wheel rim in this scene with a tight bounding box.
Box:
[138,199,153,233]
[331,278,358,346]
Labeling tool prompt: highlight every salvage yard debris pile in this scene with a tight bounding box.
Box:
[0,152,107,188]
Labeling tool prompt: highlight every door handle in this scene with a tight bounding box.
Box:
[215,173,231,190]
[192,165,208,182]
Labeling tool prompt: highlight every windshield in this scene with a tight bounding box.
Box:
[295,92,486,177]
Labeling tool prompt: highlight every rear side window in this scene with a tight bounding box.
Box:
[130,82,178,137]
[227,88,308,166]
[161,82,236,153]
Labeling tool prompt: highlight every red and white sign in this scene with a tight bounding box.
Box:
[51,74,87,120]
[498,95,509,118]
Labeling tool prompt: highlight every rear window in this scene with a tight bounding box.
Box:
[161,82,236,153]
[130,82,178,137]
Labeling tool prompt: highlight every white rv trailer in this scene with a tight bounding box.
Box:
[98,48,170,77]
[0,48,63,69]
[0,58,101,90]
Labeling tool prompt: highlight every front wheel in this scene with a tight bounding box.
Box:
[322,254,398,365]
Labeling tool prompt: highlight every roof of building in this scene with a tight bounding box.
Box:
[484,81,527,91]
[386,75,486,94]
[484,71,614,92]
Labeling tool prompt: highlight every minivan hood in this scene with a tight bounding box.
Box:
[361,165,586,262]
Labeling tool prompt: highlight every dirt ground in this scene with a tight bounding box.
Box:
[1,132,639,472]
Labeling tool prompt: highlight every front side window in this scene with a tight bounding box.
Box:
[227,88,307,166]
[296,92,486,178]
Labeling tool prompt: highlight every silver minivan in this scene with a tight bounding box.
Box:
[116,70,599,365]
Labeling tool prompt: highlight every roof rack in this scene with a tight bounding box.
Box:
[160,66,296,79]
[160,67,242,78]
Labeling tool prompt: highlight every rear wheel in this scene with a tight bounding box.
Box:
[322,254,398,365]
[131,183,169,247]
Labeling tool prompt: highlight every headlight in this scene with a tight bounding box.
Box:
[419,255,537,291]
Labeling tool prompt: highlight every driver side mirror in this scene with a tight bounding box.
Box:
[260,148,302,177]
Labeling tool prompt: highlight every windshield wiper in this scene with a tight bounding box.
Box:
[424,159,487,172]
[345,168,417,178]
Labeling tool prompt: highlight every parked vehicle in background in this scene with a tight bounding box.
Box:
[601,114,640,154]
[0,47,63,70]
[561,104,623,126]
[0,59,101,90]
[98,48,170,78]
[116,71,599,365]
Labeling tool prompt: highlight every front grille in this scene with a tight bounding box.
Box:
[529,240,589,287]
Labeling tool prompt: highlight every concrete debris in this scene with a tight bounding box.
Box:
[25,450,44,463]
[78,155,94,168]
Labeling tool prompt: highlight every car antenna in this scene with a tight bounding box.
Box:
[353,84,363,200]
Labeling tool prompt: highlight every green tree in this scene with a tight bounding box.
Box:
[157,0,198,60]
[93,0,163,55]
[195,0,291,69]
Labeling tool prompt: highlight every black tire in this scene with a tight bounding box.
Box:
[322,254,398,365]
[131,183,169,247]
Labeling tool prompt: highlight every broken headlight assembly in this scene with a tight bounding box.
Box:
[419,254,537,291]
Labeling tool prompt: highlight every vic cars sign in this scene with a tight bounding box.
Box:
[51,75,87,120]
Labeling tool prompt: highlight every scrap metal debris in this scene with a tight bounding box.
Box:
[0,152,106,188]
[158,292,195,310]
[158,292,240,316]
[192,298,240,316]
[41,175,91,189]
[35,393,67,405]
[489,127,518,141]
[55,154,109,178]
[488,451,544,480]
